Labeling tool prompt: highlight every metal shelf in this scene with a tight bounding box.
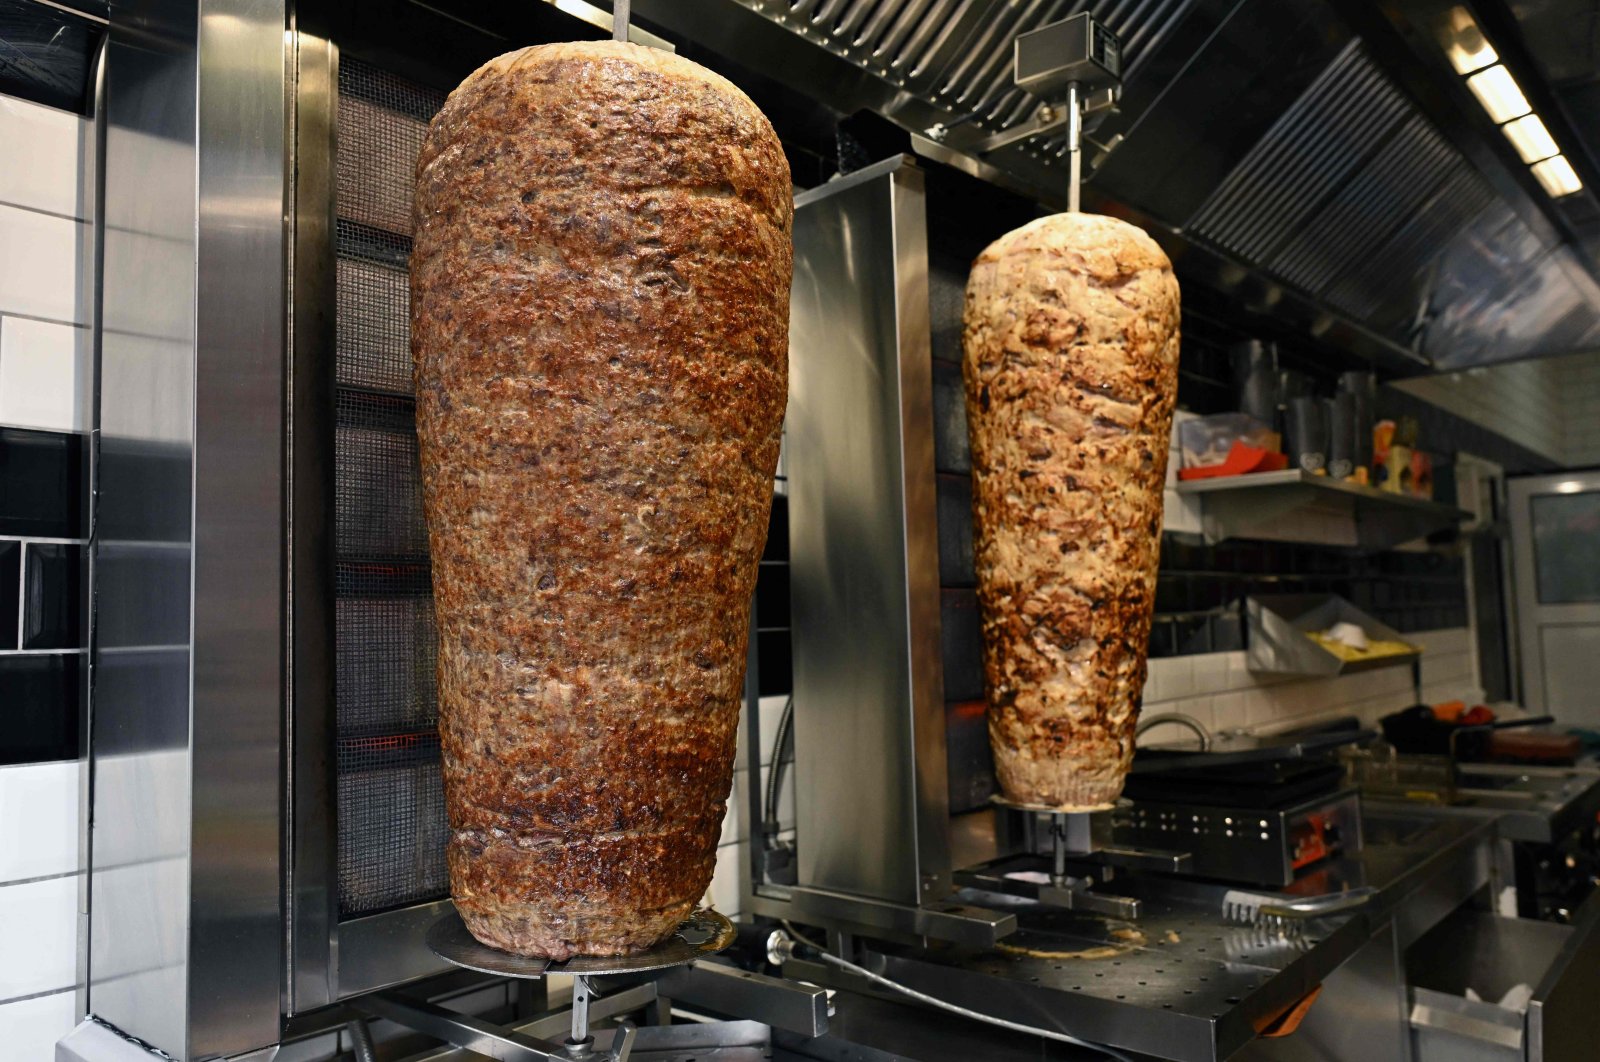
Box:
[1246,593,1421,676]
[1174,469,1469,548]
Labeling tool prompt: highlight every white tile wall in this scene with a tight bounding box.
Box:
[0,989,79,1062]
[1393,362,1566,465]
[1393,351,1600,469]
[705,695,793,919]
[0,89,92,1058]
[0,317,92,432]
[0,97,88,220]
[1135,627,1482,744]
[0,875,79,999]
[0,762,85,1056]
[0,204,87,326]
[0,761,81,884]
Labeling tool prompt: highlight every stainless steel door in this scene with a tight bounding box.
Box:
[1509,470,1600,724]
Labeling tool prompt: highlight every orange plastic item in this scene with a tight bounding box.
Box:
[1260,985,1324,1038]
[1432,701,1466,723]
[1178,441,1290,481]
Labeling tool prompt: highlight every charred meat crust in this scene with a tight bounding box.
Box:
[412,41,792,959]
[962,213,1180,811]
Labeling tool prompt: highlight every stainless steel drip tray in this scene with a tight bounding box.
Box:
[858,890,1367,1062]
[1371,764,1600,844]
[805,812,1491,1062]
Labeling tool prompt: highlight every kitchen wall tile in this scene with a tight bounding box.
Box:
[0,427,84,538]
[0,874,78,998]
[0,761,80,883]
[1161,488,1203,535]
[1141,661,1168,704]
[719,769,751,848]
[0,205,85,324]
[0,97,87,219]
[1161,657,1195,701]
[0,317,92,433]
[0,540,17,648]
[1190,654,1230,696]
[0,989,78,1060]
[1210,692,1249,732]
[23,542,84,649]
[757,694,792,768]
[705,840,747,920]
[0,654,81,765]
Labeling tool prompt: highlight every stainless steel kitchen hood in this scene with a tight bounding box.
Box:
[633,0,1600,373]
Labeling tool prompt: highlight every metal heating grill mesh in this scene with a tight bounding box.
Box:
[334,57,449,917]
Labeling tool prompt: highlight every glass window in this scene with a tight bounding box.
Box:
[1532,491,1600,604]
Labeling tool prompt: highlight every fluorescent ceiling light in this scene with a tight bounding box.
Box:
[1502,114,1559,163]
[1442,8,1498,74]
[1530,154,1583,197]
[1466,65,1531,123]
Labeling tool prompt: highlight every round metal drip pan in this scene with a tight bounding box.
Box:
[989,794,1119,815]
[426,907,736,979]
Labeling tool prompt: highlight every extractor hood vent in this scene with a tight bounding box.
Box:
[672,0,1600,370]
[1187,43,1412,266]
[744,0,1195,131]
[1188,42,1476,306]
[1325,165,1493,325]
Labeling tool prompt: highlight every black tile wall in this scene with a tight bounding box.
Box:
[23,543,84,649]
[1,427,91,765]
[0,428,84,538]
[0,541,16,648]
[0,655,82,765]
[754,495,790,698]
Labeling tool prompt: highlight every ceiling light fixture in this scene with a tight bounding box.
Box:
[1437,12,1584,201]
[1530,155,1583,198]
[1466,64,1531,123]
[1501,114,1559,163]
[1442,7,1498,74]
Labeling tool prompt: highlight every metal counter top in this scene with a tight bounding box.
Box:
[792,811,1493,1062]
[1367,763,1600,844]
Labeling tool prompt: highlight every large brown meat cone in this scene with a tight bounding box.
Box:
[962,213,1180,811]
[411,41,792,959]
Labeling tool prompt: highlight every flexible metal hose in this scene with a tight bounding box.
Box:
[1134,711,1211,751]
[762,695,795,841]
[780,924,1133,1062]
[346,1018,379,1062]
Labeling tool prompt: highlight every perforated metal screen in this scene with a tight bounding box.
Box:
[334,57,450,918]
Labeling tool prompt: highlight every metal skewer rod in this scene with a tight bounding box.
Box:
[613,0,630,42]
[569,976,593,1051]
[1051,813,1069,884]
[1065,80,1083,213]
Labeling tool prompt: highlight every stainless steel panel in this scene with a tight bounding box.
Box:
[289,29,339,1016]
[91,0,200,1048]
[1235,923,1410,1062]
[1528,891,1600,1062]
[788,156,951,907]
[658,961,830,1037]
[190,0,289,1052]
[336,900,457,999]
[91,0,289,1055]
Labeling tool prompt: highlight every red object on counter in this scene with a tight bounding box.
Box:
[1460,705,1496,727]
[1178,441,1290,480]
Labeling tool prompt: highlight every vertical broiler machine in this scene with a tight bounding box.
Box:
[741,21,1384,1060]
[67,3,1452,1061]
